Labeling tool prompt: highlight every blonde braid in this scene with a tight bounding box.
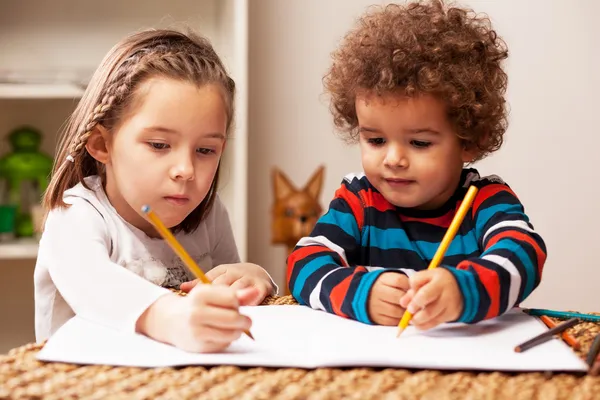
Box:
[64,46,232,163]
[65,52,146,161]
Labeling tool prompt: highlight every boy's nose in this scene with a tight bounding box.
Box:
[384,145,408,168]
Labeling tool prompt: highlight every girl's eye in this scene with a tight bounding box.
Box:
[367,138,386,146]
[148,142,169,150]
[411,140,431,148]
[197,148,216,155]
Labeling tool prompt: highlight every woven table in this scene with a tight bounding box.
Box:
[1,295,599,400]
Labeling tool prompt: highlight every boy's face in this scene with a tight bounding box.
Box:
[356,92,473,210]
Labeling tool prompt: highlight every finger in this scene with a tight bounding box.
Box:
[180,279,200,293]
[411,300,446,326]
[372,313,402,326]
[191,285,239,309]
[193,340,230,354]
[230,277,253,292]
[408,281,443,313]
[192,324,244,344]
[376,283,406,307]
[236,287,261,306]
[379,272,409,290]
[197,305,252,330]
[205,267,225,281]
[413,309,447,331]
[399,290,414,308]
[408,270,436,292]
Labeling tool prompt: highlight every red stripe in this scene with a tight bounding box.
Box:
[287,245,330,283]
[458,261,500,319]
[400,211,454,228]
[472,185,516,216]
[486,230,546,275]
[335,185,364,230]
[330,266,366,318]
[357,189,395,213]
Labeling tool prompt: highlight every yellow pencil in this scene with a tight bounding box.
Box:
[396,185,479,338]
[141,205,254,340]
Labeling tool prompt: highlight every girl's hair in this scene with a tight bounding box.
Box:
[43,29,235,233]
[323,0,509,161]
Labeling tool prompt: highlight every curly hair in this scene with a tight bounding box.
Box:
[323,0,509,161]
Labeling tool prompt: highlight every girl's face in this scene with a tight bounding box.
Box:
[101,77,227,236]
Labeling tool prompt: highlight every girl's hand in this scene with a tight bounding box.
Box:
[180,263,274,305]
[136,285,258,353]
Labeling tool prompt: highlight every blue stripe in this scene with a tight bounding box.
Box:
[483,239,536,298]
[450,267,479,323]
[362,226,479,257]
[352,269,387,324]
[476,203,527,233]
[464,271,480,322]
[291,255,337,303]
[318,209,359,240]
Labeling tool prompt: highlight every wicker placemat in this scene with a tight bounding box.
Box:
[1,296,599,400]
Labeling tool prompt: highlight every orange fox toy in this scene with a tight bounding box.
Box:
[271,166,325,294]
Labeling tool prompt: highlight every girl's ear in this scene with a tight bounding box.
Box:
[85,125,111,164]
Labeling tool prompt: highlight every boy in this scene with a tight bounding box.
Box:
[287,0,546,330]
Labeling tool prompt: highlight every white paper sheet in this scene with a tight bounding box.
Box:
[37,305,588,372]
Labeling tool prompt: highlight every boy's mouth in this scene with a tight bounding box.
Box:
[384,178,414,186]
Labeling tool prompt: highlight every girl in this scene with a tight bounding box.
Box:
[34,29,275,353]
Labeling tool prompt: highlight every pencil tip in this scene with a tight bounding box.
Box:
[396,328,404,338]
[141,205,150,213]
[245,330,255,340]
[514,347,521,353]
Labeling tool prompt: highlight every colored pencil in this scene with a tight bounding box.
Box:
[523,308,600,323]
[396,185,479,338]
[141,205,254,340]
[586,333,600,367]
[538,315,580,350]
[514,318,580,353]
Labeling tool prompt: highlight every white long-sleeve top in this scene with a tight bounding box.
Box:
[34,175,259,342]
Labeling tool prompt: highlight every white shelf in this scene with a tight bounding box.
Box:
[0,238,39,260]
[0,83,84,99]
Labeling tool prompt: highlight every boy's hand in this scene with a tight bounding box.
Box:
[368,272,410,325]
[180,263,274,306]
[399,268,463,330]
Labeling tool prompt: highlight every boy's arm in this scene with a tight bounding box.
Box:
[444,183,546,323]
[287,180,391,324]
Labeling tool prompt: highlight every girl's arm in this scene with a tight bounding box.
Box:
[40,200,172,332]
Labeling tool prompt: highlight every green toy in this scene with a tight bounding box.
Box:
[0,126,54,237]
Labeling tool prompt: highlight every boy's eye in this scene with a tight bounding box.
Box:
[197,148,216,155]
[411,140,431,148]
[367,138,386,146]
[148,142,169,150]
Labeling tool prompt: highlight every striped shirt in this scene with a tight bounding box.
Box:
[287,169,546,325]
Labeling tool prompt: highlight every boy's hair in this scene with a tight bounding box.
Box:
[323,0,508,161]
[43,29,235,233]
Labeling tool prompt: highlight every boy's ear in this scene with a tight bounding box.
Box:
[85,125,111,164]
[461,143,480,164]
[304,165,325,201]
[273,167,296,201]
